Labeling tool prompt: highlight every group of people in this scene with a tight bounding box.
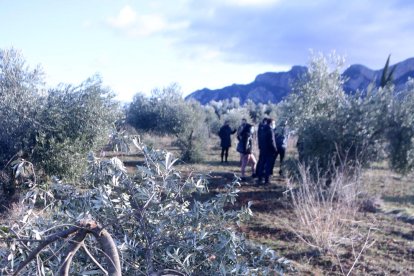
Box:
[218,118,288,185]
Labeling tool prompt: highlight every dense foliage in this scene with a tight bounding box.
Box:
[1,139,288,275]
[204,98,280,139]
[387,79,414,174]
[0,48,44,164]
[126,84,208,162]
[281,53,414,175]
[0,48,120,180]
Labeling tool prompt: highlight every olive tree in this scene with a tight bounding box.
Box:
[0,48,44,164]
[387,78,414,174]
[203,105,220,137]
[173,100,208,162]
[0,48,120,187]
[32,76,121,178]
[126,84,208,162]
[282,53,393,175]
[126,84,188,136]
[221,108,251,130]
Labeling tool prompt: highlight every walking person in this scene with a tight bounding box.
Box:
[256,118,277,185]
[255,117,268,179]
[237,123,257,181]
[236,118,247,165]
[218,120,236,163]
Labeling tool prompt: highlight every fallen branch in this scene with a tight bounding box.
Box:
[90,226,122,276]
[58,229,87,275]
[12,226,79,276]
[11,219,122,276]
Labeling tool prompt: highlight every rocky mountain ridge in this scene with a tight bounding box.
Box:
[186,58,414,104]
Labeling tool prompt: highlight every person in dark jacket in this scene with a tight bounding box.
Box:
[256,118,277,185]
[274,119,289,176]
[255,118,268,180]
[218,121,236,163]
[237,118,247,141]
[236,118,247,165]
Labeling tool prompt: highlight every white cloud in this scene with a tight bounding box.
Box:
[82,20,93,28]
[224,0,282,7]
[201,49,221,60]
[175,0,414,68]
[128,14,167,36]
[107,5,189,37]
[92,52,111,67]
[107,5,137,28]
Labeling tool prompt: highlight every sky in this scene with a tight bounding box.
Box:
[1,0,414,102]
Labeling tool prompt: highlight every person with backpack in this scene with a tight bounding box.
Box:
[236,118,247,141]
[274,119,289,176]
[237,123,257,180]
[218,120,236,163]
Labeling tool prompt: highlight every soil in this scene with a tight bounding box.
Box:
[175,157,414,275]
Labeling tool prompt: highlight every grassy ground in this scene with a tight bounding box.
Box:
[133,135,414,275]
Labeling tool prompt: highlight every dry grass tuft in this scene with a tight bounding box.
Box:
[287,165,363,252]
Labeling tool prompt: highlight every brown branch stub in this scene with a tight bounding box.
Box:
[90,227,122,276]
[11,220,122,276]
[78,219,122,276]
[58,229,87,276]
[12,226,79,276]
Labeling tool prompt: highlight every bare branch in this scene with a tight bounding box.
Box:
[150,268,187,276]
[90,226,122,276]
[58,229,87,276]
[82,244,108,275]
[12,226,79,276]
[346,228,375,276]
[74,219,122,276]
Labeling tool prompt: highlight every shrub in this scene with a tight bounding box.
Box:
[203,105,221,137]
[126,84,188,136]
[1,139,288,275]
[174,100,208,163]
[287,163,374,274]
[287,163,362,250]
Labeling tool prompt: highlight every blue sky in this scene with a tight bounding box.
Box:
[1,0,413,102]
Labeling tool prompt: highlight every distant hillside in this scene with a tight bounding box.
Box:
[186,58,414,104]
[342,58,414,93]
